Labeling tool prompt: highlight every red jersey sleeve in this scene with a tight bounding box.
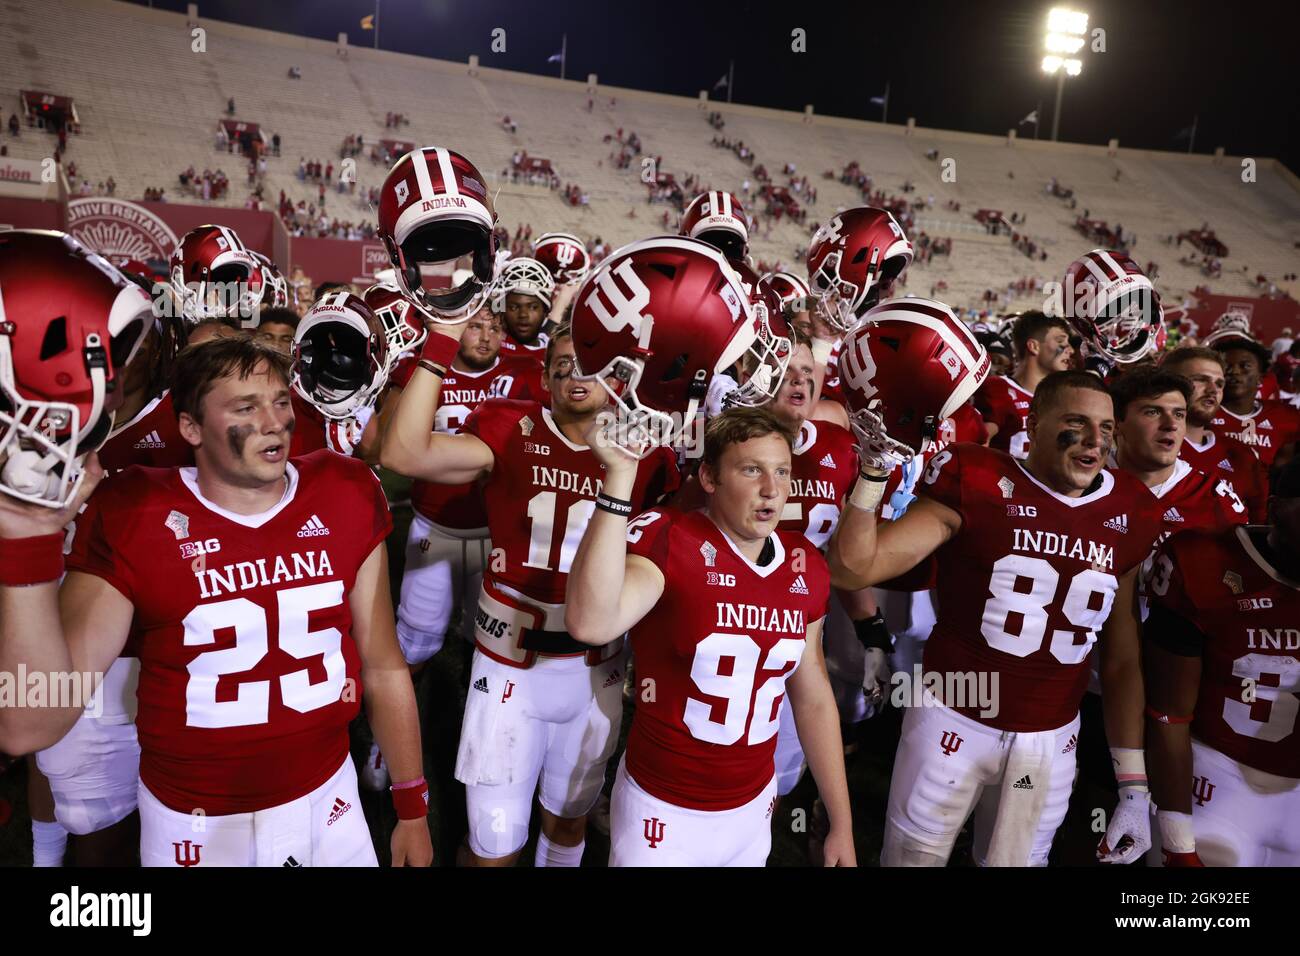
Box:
[64,475,137,602]
[461,398,532,461]
[1147,532,1202,621]
[626,507,674,570]
[352,460,394,557]
[1210,476,1249,527]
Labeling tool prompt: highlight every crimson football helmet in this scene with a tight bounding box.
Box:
[376,146,497,321]
[532,232,591,286]
[730,259,791,360]
[0,230,152,506]
[169,224,266,325]
[1202,311,1255,348]
[1061,249,1165,364]
[292,292,390,420]
[491,257,556,314]
[838,297,991,459]
[807,207,913,331]
[362,282,428,368]
[679,191,749,261]
[757,271,811,316]
[570,236,790,458]
[253,251,296,311]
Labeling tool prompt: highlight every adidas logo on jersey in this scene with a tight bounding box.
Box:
[1218,458,1234,472]
[819,453,837,469]
[1258,419,1272,429]
[1012,774,1034,790]
[602,668,623,689]
[1102,514,1129,533]
[1062,734,1077,755]
[789,575,809,595]
[472,676,489,694]
[326,796,352,826]
[1163,508,1184,523]
[296,514,330,537]
[133,429,166,449]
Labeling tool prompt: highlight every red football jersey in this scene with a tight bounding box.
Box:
[289,391,331,457]
[1149,527,1300,778]
[97,392,194,471]
[974,375,1033,459]
[1212,400,1300,469]
[918,444,1163,731]
[779,419,858,549]
[462,400,679,605]
[1146,459,1248,549]
[623,507,831,810]
[1180,430,1268,523]
[410,357,539,530]
[1258,371,1281,403]
[65,450,392,814]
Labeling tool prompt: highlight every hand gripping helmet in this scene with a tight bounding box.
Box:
[292,291,390,420]
[0,230,152,506]
[532,232,592,286]
[679,191,749,261]
[838,296,991,458]
[169,224,266,325]
[570,236,790,458]
[376,146,497,321]
[807,206,913,331]
[1061,249,1165,364]
[490,257,556,314]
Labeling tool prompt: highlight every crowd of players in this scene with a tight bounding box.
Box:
[0,143,1296,868]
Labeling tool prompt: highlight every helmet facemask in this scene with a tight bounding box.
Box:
[391,219,494,321]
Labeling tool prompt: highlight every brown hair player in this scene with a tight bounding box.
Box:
[973,311,1075,460]
[0,336,432,866]
[1161,347,1268,522]
[565,407,855,866]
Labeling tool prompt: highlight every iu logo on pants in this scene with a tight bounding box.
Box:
[173,839,202,867]
[1192,775,1216,806]
[643,817,666,848]
[940,731,963,756]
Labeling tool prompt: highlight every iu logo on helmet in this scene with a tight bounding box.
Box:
[939,731,963,756]
[1191,776,1215,807]
[841,332,879,403]
[585,259,652,335]
[173,839,202,867]
[554,243,577,268]
[643,817,666,848]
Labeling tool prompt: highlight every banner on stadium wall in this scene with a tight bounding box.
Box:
[0,195,64,230]
[289,236,393,285]
[0,157,59,199]
[67,198,180,264]
[1187,291,1300,345]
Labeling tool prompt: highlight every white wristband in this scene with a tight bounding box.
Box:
[1110,746,1148,791]
[848,476,887,512]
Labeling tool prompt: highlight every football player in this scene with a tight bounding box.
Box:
[974,312,1075,458]
[0,336,433,867]
[1161,347,1267,522]
[253,307,299,356]
[1209,332,1300,474]
[380,320,679,867]
[1144,455,1300,865]
[831,356,1165,865]
[493,256,558,358]
[565,407,856,866]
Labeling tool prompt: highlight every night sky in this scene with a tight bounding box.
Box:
[127,0,1298,173]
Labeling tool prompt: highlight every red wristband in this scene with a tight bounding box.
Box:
[1145,705,1193,725]
[0,533,65,586]
[390,777,429,821]
[419,332,458,370]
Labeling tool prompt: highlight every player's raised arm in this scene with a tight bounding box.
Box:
[564,415,666,644]
[0,463,133,754]
[379,320,494,483]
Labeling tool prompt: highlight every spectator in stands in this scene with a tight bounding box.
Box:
[7,114,18,137]
[1273,327,1295,360]
[227,97,236,116]
[288,66,302,79]
[272,132,281,156]
[325,162,333,183]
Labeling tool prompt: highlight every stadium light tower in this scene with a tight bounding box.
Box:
[1042,7,1087,142]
